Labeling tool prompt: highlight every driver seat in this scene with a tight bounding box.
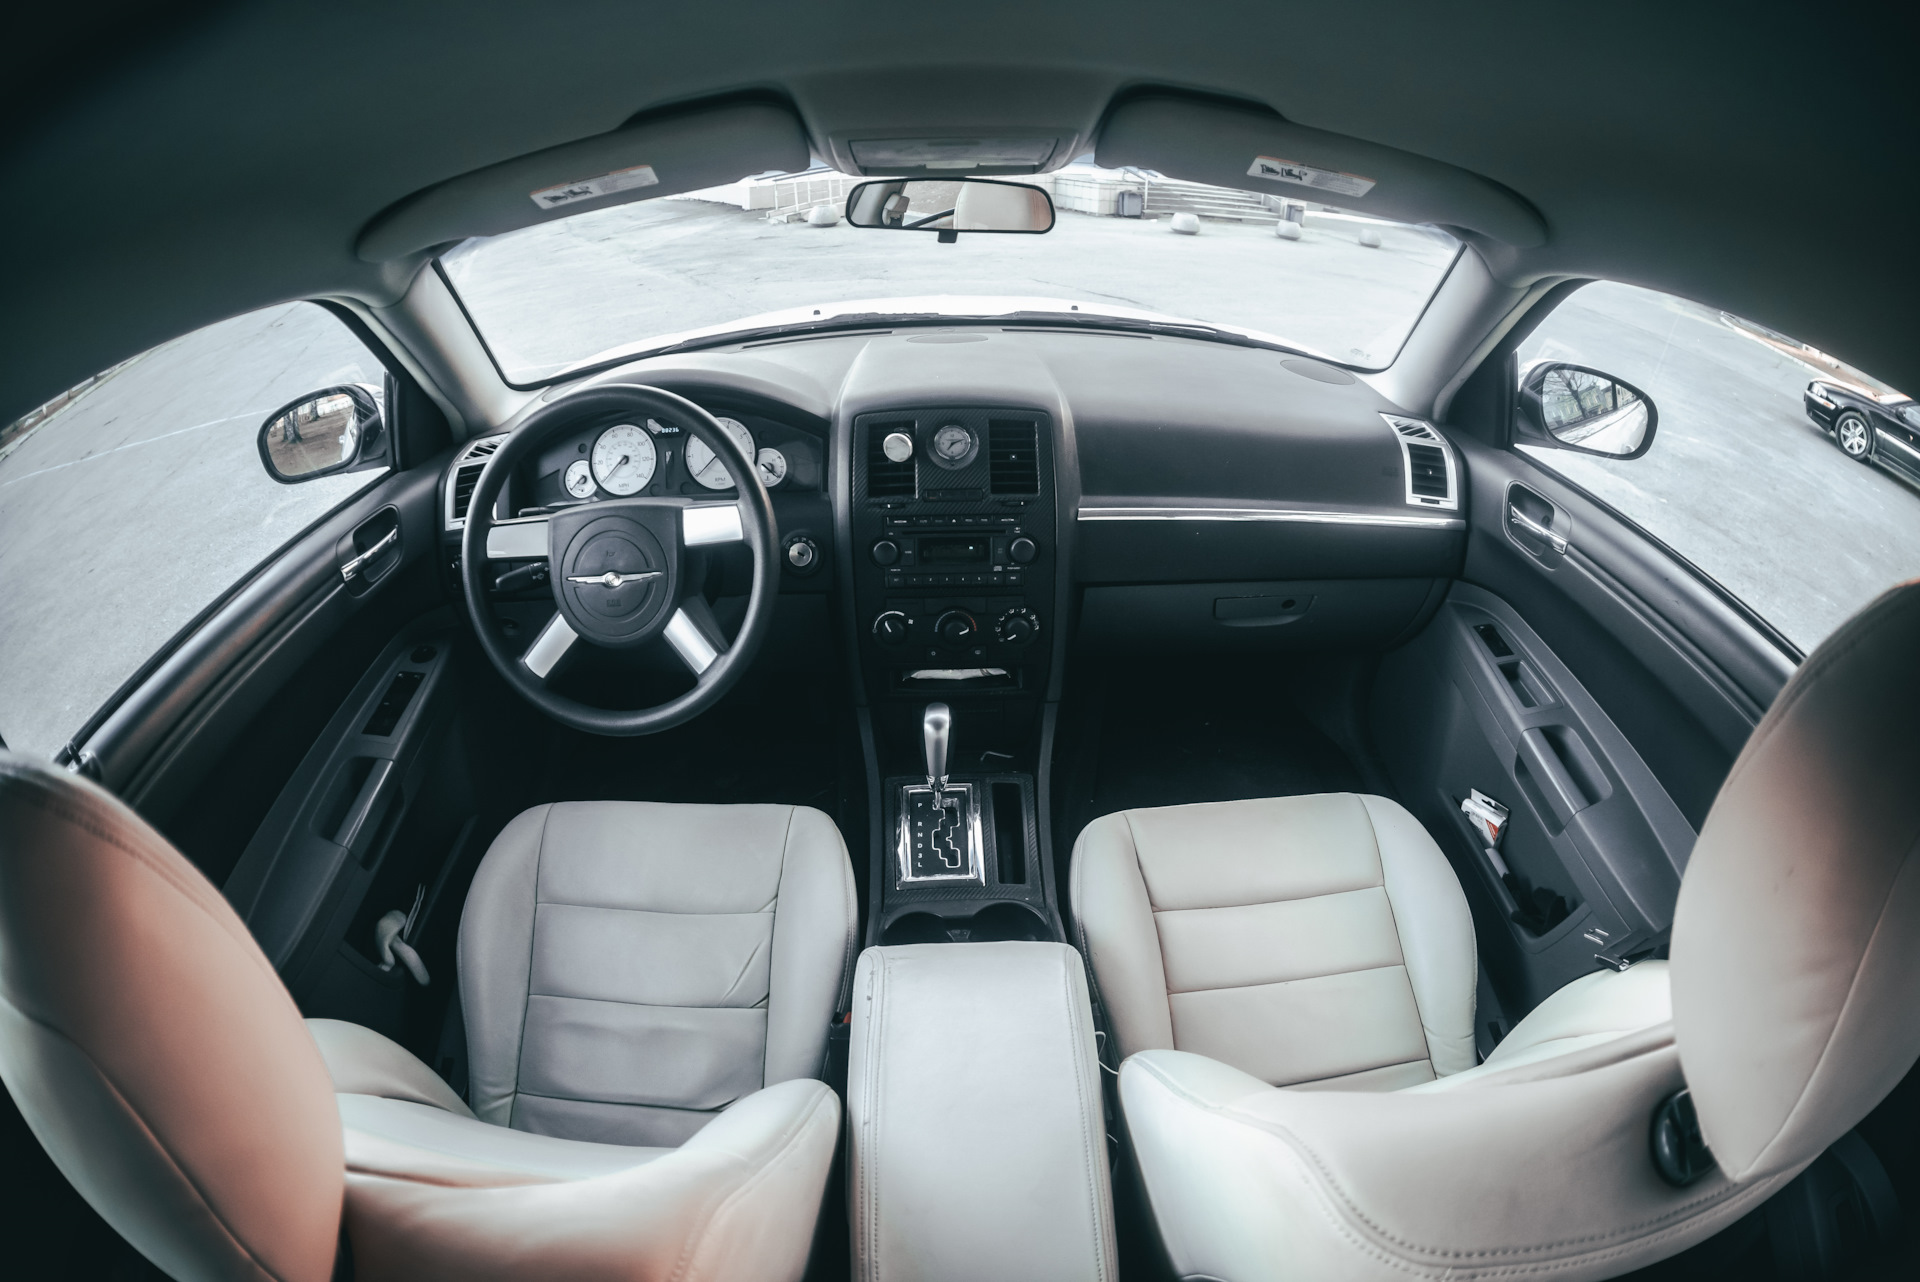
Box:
[0,780,854,1282]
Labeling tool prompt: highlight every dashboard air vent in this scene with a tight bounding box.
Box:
[866,422,917,498]
[447,435,506,527]
[1406,444,1450,499]
[1381,414,1459,511]
[988,418,1040,495]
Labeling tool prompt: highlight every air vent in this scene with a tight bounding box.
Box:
[1381,414,1458,511]
[1406,444,1450,498]
[988,418,1040,495]
[446,434,506,528]
[450,467,481,523]
[866,422,916,498]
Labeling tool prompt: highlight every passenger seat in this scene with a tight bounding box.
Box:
[1071,793,1479,1090]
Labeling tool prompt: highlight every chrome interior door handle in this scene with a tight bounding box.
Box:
[1508,506,1569,554]
[341,526,400,581]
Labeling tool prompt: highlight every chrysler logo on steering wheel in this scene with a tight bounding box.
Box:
[567,570,661,589]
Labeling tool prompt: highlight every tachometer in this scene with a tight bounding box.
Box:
[591,423,657,496]
[685,416,756,490]
[755,446,788,488]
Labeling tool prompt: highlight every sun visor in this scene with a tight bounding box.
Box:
[356,98,810,262]
[1096,94,1546,248]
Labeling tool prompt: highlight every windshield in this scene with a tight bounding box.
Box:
[439,165,1462,384]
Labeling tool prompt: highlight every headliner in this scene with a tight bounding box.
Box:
[3,1,1912,423]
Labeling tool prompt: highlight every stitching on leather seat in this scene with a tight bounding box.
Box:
[1058,953,1113,1282]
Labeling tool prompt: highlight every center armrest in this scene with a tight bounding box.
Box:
[847,941,1117,1282]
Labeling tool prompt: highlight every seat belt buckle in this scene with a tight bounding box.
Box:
[824,1012,852,1096]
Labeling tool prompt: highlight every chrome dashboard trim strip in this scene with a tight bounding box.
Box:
[1076,504,1465,530]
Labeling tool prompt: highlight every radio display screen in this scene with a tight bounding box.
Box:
[920,536,990,564]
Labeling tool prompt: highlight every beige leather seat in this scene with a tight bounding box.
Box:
[1074,792,1479,1091]
[0,782,854,1282]
[1076,581,1920,1281]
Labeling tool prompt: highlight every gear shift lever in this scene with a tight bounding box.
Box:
[923,702,951,789]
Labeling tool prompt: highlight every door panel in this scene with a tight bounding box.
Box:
[73,459,447,826]
[1454,438,1792,827]
[1373,434,1795,1019]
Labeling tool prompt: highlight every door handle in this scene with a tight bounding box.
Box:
[1507,506,1568,554]
[341,526,399,582]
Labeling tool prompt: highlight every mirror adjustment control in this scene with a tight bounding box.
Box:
[1008,536,1038,564]
[873,611,909,645]
[993,607,1039,646]
[871,539,901,566]
[934,609,978,648]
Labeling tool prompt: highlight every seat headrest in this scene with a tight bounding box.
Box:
[0,754,342,1281]
[1672,580,1920,1182]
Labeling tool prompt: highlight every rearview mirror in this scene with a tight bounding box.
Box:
[845,178,1055,239]
[259,383,388,482]
[1517,362,1657,460]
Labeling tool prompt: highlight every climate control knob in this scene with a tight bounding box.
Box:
[994,607,1040,646]
[934,609,978,648]
[870,539,900,566]
[872,611,909,646]
[1008,536,1038,564]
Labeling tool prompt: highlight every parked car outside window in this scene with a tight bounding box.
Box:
[1515,281,1920,652]
[0,303,391,758]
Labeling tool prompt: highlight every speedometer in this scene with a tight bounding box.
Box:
[685,417,756,490]
[591,423,657,496]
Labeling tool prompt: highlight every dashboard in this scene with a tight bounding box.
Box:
[439,327,1468,723]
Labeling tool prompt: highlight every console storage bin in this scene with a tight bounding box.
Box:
[848,941,1116,1282]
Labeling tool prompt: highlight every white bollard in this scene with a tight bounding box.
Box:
[1274,220,1302,240]
[1357,226,1382,248]
[807,204,841,227]
[1171,212,1201,235]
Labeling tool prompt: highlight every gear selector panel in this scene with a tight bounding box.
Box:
[898,783,984,883]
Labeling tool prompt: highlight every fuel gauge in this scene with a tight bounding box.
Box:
[563,458,596,499]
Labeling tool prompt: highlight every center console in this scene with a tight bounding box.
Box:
[849,408,1056,703]
[847,408,1062,945]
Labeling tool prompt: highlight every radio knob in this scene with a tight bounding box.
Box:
[934,609,978,648]
[1008,536,1038,564]
[995,607,1040,646]
[870,539,900,566]
[872,611,909,646]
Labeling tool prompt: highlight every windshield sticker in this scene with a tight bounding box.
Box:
[530,163,659,210]
[1247,156,1375,198]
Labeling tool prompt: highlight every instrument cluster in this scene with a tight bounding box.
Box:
[521,406,821,514]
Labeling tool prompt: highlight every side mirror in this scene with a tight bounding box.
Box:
[258,383,389,483]
[845,177,1055,239]
[1517,362,1658,460]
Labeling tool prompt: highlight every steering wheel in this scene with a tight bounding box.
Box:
[460,384,779,736]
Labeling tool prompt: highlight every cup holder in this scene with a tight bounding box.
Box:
[880,901,1055,945]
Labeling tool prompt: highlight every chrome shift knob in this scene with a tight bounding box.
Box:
[923,702,951,789]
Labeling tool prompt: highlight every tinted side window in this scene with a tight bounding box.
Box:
[1516,282,1920,652]
[0,303,390,757]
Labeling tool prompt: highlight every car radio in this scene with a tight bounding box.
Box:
[868,515,1041,590]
